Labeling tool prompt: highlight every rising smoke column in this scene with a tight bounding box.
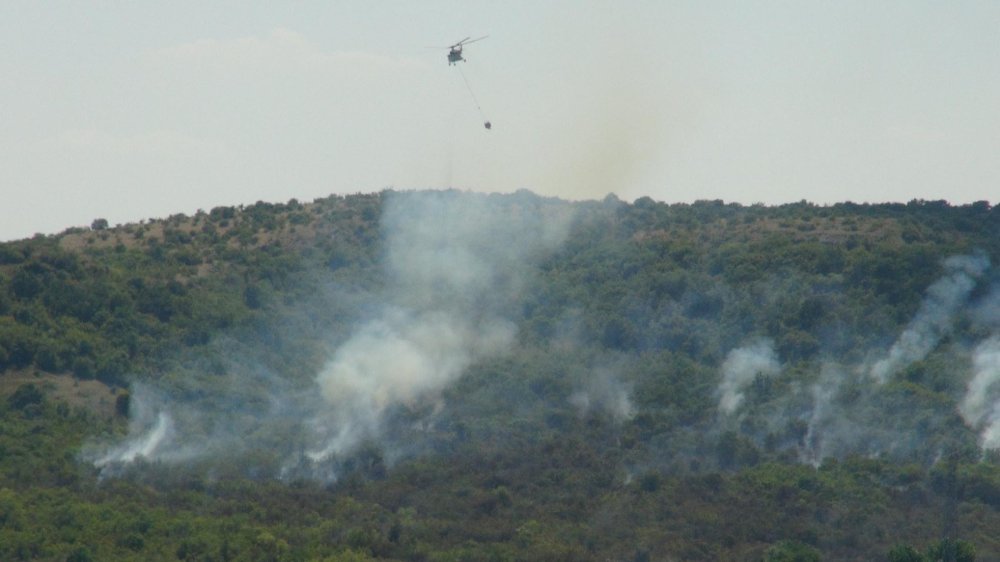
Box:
[306,309,515,461]
[307,190,573,463]
[569,365,635,422]
[87,384,181,474]
[869,254,989,383]
[86,359,320,476]
[717,338,781,416]
[87,190,573,479]
[87,384,205,477]
[959,336,1000,450]
[797,254,989,464]
[797,363,859,467]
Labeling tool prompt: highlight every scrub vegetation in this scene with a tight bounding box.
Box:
[1,190,999,561]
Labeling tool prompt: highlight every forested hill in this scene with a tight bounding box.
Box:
[2,190,1000,561]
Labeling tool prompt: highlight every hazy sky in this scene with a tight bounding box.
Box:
[3,1,999,240]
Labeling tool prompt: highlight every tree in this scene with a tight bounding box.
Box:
[926,539,975,562]
[65,547,94,562]
[764,540,821,562]
[8,383,44,411]
[115,392,130,417]
[888,545,926,562]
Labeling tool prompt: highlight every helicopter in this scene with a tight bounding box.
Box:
[447,35,488,65]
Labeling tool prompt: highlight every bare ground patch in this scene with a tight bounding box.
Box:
[0,369,121,419]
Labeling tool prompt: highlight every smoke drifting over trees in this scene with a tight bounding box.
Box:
[88,191,584,478]
[962,337,1000,449]
[306,191,574,466]
[84,194,1000,487]
[713,254,1000,466]
[717,338,780,416]
[6,192,1000,559]
[869,254,989,384]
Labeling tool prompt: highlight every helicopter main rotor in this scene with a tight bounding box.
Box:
[449,35,488,50]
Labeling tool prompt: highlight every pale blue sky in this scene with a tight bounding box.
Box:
[3,1,999,240]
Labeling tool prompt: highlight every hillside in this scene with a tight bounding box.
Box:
[1,190,1000,561]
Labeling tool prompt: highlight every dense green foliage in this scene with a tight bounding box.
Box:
[2,192,1000,560]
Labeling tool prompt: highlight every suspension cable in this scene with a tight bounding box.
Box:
[457,65,491,129]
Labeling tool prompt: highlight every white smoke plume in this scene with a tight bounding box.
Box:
[96,413,173,468]
[717,338,781,416]
[308,309,515,460]
[569,365,635,423]
[87,190,573,479]
[306,190,573,464]
[798,363,849,467]
[869,254,989,383]
[959,336,1000,450]
[86,328,329,473]
[87,385,180,474]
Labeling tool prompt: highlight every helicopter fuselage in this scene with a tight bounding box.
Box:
[448,48,464,65]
